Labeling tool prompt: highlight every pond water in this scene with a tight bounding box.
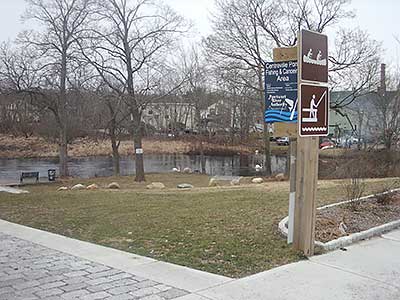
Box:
[0,154,287,183]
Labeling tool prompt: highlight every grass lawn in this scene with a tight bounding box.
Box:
[0,173,397,278]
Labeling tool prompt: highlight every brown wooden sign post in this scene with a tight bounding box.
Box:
[293,30,329,256]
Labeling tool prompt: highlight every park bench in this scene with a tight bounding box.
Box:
[20,172,39,183]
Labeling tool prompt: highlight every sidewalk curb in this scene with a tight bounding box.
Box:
[279,188,400,251]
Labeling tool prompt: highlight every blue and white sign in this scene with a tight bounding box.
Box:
[265,61,298,123]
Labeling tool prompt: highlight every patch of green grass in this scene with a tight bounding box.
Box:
[0,174,398,278]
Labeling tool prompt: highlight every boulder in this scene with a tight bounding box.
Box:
[230,178,241,186]
[177,183,194,189]
[107,182,121,189]
[57,187,69,192]
[71,184,86,191]
[275,173,285,181]
[146,182,166,190]
[86,184,99,190]
[208,178,218,187]
[252,177,264,184]
[183,167,192,174]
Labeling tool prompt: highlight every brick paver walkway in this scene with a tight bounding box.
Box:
[0,233,188,300]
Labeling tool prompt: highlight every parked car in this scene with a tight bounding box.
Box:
[319,140,335,149]
[276,137,289,146]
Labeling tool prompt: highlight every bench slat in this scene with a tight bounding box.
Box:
[20,172,39,182]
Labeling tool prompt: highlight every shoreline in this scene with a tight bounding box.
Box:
[0,134,289,160]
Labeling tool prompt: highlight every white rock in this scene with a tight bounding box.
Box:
[275,173,285,181]
[146,182,166,189]
[209,178,218,187]
[177,183,194,189]
[107,182,121,189]
[252,178,264,184]
[230,178,241,186]
[86,184,99,190]
[71,184,86,191]
[57,187,69,192]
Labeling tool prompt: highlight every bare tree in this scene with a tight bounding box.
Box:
[178,45,211,172]
[329,29,382,111]
[81,0,187,182]
[96,86,129,176]
[0,43,40,136]
[205,0,273,175]
[213,64,259,142]
[254,0,353,47]
[17,0,94,177]
[206,0,380,176]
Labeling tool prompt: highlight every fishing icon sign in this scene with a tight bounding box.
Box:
[299,84,329,137]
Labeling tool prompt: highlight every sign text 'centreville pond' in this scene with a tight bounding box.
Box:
[265,61,298,123]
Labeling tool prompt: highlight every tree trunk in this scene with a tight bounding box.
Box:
[59,125,68,177]
[132,110,145,182]
[258,66,271,176]
[110,134,120,176]
[200,140,206,174]
[108,102,121,176]
[357,112,363,150]
[59,48,69,178]
[134,131,145,182]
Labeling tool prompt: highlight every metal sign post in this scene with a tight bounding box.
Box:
[293,30,329,256]
[267,47,298,244]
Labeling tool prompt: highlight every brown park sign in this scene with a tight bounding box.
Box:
[299,84,329,137]
[300,30,328,83]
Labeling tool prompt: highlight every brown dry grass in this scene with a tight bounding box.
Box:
[0,134,285,159]
[0,135,202,158]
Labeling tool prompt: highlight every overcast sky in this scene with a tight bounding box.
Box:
[0,0,398,64]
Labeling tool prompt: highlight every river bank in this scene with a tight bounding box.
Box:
[0,134,285,159]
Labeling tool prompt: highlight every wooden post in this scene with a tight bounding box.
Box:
[293,136,319,255]
[293,29,329,256]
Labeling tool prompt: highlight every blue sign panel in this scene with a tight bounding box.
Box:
[265,61,298,123]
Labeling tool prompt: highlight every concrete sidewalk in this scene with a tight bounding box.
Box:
[198,236,400,300]
[1,219,400,300]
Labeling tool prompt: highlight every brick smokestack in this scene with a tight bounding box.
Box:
[380,63,386,97]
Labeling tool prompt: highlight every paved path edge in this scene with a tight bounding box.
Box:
[0,219,232,293]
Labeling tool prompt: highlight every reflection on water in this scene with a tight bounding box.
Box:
[0,154,287,182]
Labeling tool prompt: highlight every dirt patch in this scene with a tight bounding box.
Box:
[315,192,400,243]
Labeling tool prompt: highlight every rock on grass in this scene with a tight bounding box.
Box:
[107,182,121,189]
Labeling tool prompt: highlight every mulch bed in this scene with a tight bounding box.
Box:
[315,192,400,243]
